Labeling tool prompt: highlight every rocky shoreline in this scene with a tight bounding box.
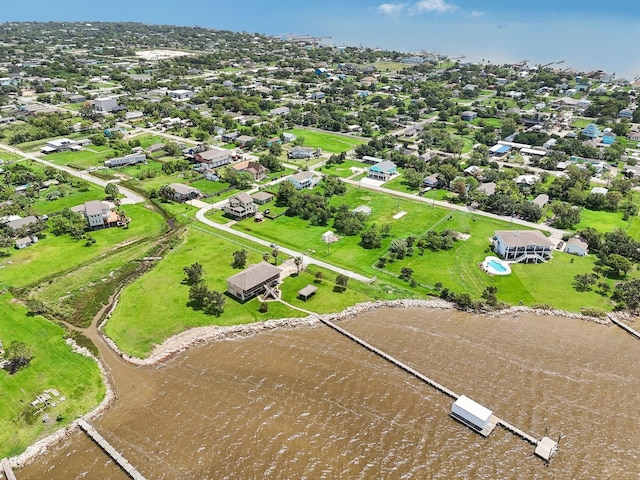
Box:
[9,298,632,469]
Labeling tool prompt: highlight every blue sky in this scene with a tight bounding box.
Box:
[3,1,640,78]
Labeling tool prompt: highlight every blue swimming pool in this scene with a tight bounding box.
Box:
[487,259,507,273]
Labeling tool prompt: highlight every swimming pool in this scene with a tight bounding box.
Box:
[482,256,512,275]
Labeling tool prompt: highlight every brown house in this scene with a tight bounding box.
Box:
[232,160,267,181]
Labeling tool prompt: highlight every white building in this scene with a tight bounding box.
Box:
[451,395,493,434]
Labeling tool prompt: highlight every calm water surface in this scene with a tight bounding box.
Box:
[18,308,640,479]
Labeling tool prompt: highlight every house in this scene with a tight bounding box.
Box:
[269,106,290,116]
[6,215,39,233]
[423,173,440,188]
[460,111,478,121]
[287,146,315,159]
[552,97,579,109]
[514,175,538,188]
[367,160,397,181]
[222,132,239,143]
[94,96,119,113]
[463,165,481,177]
[282,132,296,143]
[167,89,194,100]
[627,131,640,142]
[602,131,616,145]
[591,186,608,195]
[565,237,589,256]
[67,94,86,103]
[493,230,554,263]
[489,144,510,156]
[104,153,146,168]
[362,156,385,165]
[15,236,34,249]
[226,261,281,301]
[235,135,255,147]
[169,183,201,202]
[41,138,76,154]
[619,109,634,120]
[71,200,119,229]
[582,123,601,139]
[194,149,233,167]
[477,182,496,196]
[252,191,274,205]
[287,171,318,189]
[232,161,267,181]
[531,194,549,208]
[223,192,258,220]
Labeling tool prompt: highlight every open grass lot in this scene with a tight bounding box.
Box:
[189,178,234,195]
[1,204,166,289]
[471,117,504,128]
[571,118,593,128]
[32,183,106,215]
[574,208,640,239]
[44,148,116,169]
[372,61,409,72]
[284,128,366,154]
[318,159,368,178]
[0,150,23,162]
[129,133,170,148]
[0,295,105,458]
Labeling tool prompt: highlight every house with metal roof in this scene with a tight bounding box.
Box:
[367,160,397,181]
[223,192,257,220]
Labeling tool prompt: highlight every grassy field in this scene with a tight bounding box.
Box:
[0,150,23,162]
[574,208,640,239]
[44,148,116,169]
[0,295,105,458]
[571,118,592,128]
[317,159,368,178]
[1,204,166,289]
[32,183,106,215]
[284,128,366,154]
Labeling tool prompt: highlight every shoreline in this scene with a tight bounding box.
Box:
[8,298,623,469]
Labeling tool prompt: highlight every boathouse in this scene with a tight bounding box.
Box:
[451,395,495,436]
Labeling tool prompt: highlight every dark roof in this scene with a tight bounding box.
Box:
[227,262,281,291]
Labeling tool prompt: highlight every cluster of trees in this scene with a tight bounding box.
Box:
[2,340,34,375]
[50,208,87,239]
[183,263,226,316]
[3,112,74,145]
[376,230,458,268]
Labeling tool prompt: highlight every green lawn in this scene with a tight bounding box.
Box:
[44,148,116,169]
[32,183,106,215]
[574,208,640,240]
[284,128,366,154]
[0,151,23,162]
[571,118,592,128]
[472,117,504,128]
[1,204,166,288]
[317,159,369,178]
[0,295,105,458]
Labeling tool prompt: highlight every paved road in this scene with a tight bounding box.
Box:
[0,143,145,205]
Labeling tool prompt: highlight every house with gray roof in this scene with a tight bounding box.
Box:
[223,192,257,219]
[565,238,589,256]
[226,261,281,301]
[6,215,39,233]
[287,171,318,190]
[493,230,554,263]
[169,183,201,202]
[367,160,397,181]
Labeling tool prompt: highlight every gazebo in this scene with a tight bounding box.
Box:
[297,285,318,301]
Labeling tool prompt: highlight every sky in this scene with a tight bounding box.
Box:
[3,0,640,79]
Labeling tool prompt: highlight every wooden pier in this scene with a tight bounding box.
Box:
[1,458,17,480]
[77,419,147,480]
[320,316,559,461]
[609,316,640,340]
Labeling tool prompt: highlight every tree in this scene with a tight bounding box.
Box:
[360,224,382,249]
[203,290,226,317]
[294,256,303,274]
[158,184,176,201]
[271,248,279,265]
[3,341,34,374]
[232,249,248,269]
[183,262,204,285]
[105,182,119,200]
[188,282,210,308]
[481,286,498,306]
[276,180,297,206]
[259,302,269,313]
[79,102,98,121]
[613,279,640,311]
[399,267,413,281]
[314,271,323,283]
[573,273,598,292]
[262,252,271,263]
[321,175,347,197]
[603,254,632,277]
[335,274,349,292]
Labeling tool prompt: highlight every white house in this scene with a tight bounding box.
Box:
[493,230,554,263]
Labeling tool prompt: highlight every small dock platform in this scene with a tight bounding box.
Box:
[535,436,559,462]
[1,458,17,480]
[77,419,146,480]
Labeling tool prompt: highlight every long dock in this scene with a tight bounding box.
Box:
[77,419,147,480]
[1,458,17,480]
[609,316,640,340]
[320,316,558,461]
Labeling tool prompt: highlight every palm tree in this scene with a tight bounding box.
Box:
[262,252,270,263]
[294,256,303,274]
[271,248,279,265]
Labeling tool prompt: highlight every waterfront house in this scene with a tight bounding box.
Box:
[492,230,554,263]
[226,261,281,301]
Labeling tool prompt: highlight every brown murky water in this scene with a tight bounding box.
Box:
[18,309,640,479]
